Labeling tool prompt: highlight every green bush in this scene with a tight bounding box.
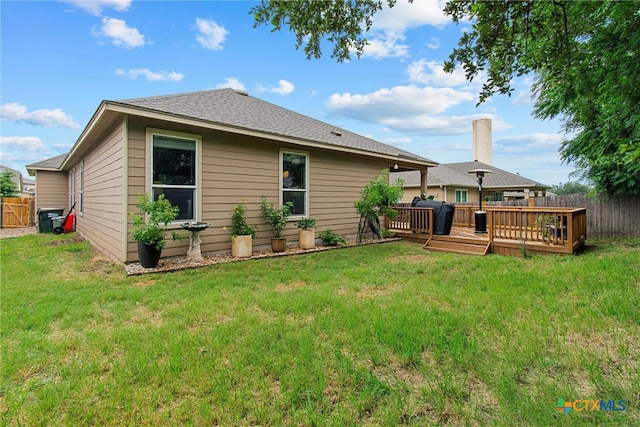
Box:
[229,201,257,238]
[318,229,347,246]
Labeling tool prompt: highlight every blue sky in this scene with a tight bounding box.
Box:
[1,0,575,185]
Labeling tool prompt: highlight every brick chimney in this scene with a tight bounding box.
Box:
[472,118,492,165]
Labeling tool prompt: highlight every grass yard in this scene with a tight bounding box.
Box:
[1,233,639,426]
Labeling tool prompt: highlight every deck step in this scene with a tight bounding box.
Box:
[424,236,490,256]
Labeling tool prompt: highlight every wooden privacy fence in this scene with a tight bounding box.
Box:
[1,197,35,228]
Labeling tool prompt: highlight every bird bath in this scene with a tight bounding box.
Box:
[181,222,210,262]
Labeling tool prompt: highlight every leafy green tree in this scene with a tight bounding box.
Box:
[550,182,591,195]
[250,0,640,195]
[251,0,396,62]
[354,169,403,240]
[0,171,19,197]
[443,1,639,195]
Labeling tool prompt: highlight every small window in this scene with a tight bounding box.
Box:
[281,150,308,217]
[150,133,198,221]
[455,189,468,203]
[79,160,84,214]
[495,191,504,202]
[70,167,76,207]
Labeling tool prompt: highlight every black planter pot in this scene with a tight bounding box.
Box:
[137,241,162,268]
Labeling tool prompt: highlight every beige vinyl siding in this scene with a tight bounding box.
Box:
[402,186,480,204]
[125,118,391,262]
[34,170,68,211]
[308,150,388,238]
[74,119,127,262]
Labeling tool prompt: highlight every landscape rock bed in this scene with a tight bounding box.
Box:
[125,238,401,276]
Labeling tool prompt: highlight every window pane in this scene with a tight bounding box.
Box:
[153,136,195,185]
[153,188,194,221]
[283,153,306,189]
[283,191,305,216]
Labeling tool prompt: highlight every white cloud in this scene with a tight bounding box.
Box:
[215,77,246,91]
[61,0,131,16]
[0,136,46,152]
[494,133,563,155]
[195,18,228,51]
[426,37,440,49]
[373,0,450,31]
[93,18,145,49]
[360,0,449,59]
[512,77,536,105]
[381,113,510,136]
[0,103,80,130]
[406,59,469,87]
[362,31,410,59]
[326,85,475,121]
[115,68,184,82]
[256,79,295,95]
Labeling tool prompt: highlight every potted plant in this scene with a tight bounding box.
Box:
[296,217,316,249]
[228,201,256,258]
[260,198,294,252]
[130,193,181,268]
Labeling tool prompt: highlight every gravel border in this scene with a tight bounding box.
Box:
[125,238,402,276]
[0,226,37,239]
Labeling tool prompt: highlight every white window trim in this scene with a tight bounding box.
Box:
[146,128,202,225]
[279,148,309,220]
[70,167,76,208]
[455,189,468,203]
[79,160,84,216]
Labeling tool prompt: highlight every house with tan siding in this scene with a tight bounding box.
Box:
[393,161,549,204]
[27,89,437,264]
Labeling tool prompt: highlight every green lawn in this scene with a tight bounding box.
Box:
[1,233,638,426]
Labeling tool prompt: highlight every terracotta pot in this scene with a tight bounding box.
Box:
[232,235,253,258]
[298,229,315,249]
[137,241,162,268]
[271,237,287,253]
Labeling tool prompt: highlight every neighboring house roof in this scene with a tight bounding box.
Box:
[26,154,67,175]
[393,161,549,190]
[28,89,437,174]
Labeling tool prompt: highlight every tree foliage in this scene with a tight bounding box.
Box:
[354,169,404,220]
[550,181,591,195]
[251,0,397,62]
[0,171,19,198]
[444,1,640,195]
[250,0,640,196]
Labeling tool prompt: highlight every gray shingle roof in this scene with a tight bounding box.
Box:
[393,161,548,189]
[26,153,67,171]
[115,88,435,163]
[445,161,548,188]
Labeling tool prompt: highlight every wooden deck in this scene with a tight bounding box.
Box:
[387,206,587,256]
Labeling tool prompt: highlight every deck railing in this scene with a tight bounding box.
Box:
[453,206,477,228]
[487,207,587,253]
[386,207,433,236]
[389,205,587,254]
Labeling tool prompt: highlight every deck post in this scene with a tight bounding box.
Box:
[420,168,428,198]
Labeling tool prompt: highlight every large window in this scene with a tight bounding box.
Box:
[150,132,198,221]
[280,150,308,217]
[455,189,468,203]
